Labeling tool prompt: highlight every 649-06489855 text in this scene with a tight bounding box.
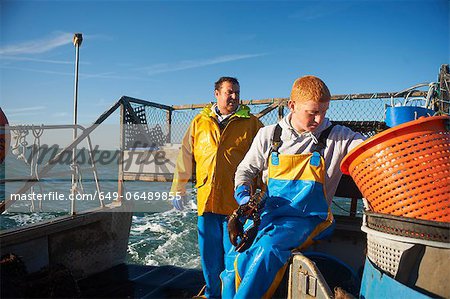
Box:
[99,191,182,201]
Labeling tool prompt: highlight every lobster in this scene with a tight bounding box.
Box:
[227,191,265,252]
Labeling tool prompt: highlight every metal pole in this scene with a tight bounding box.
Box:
[71,33,82,215]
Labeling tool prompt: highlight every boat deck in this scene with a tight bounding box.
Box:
[78,263,205,298]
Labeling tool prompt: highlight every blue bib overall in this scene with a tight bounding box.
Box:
[222,126,335,299]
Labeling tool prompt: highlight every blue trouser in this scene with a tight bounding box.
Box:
[198,212,233,299]
[220,242,239,299]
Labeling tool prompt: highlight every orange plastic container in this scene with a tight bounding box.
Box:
[341,116,450,222]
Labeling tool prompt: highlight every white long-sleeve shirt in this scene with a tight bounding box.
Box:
[235,113,366,205]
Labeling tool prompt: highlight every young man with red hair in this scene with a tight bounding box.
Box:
[222,75,365,298]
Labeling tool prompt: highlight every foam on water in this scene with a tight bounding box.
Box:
[1,210,66,229]
[127,206,200,268]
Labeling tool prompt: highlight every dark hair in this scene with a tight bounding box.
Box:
[214,77,239,91]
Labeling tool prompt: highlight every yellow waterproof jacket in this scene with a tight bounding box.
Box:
[171,104,263,216]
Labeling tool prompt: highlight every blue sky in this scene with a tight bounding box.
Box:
[1,0,448,125]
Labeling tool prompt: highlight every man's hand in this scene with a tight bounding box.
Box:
[234,185,251,205]
[173,195,188,211]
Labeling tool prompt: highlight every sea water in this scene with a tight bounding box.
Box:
[0,152,361,270]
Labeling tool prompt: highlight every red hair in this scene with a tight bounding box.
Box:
[290,75,331,103]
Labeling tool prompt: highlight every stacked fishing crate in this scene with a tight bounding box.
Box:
[341,115,450,298]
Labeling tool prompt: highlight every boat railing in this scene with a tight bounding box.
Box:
[1,98,146,216]
[4,124,104,214]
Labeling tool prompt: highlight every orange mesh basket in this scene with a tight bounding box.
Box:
[341,116,450,222]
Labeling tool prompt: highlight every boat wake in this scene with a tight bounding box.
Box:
[127,207,200,269]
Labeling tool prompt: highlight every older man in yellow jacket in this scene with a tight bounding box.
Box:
[171,77,263,298]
